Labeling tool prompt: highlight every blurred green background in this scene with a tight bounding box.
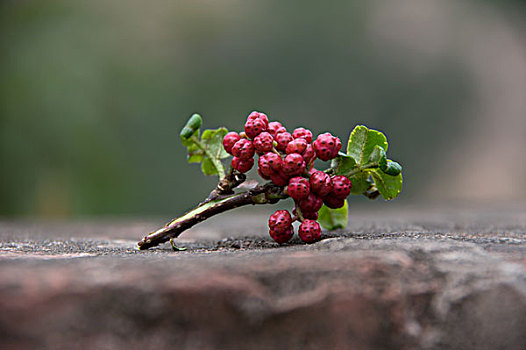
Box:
[1,0,526,218]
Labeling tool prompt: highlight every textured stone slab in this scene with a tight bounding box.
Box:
[0,204,525,349]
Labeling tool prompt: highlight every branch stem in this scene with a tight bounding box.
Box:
[137,182,287,250]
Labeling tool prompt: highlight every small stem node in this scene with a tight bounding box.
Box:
[295,205,305,222]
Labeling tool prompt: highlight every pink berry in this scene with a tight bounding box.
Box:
[298,220,321,243]
[232,139,255,159]
[302,144,316,164]
[269,225,294,244]
[258,168,271,180]
[258,155,273,177]
[287,177,310,201]
[275,126,286,135]
[275,132,294,152]
[303,211,319,220]
[308,167,319,176]
[298,193,323,213]
[331,137,342,159]
[285,138,308,155]
[265,152,282,172]
[270,171,289,187]
[313,133,342,161]
[282,153,306,176]
[267,122,285,137]
[310,170,333,197]
[331,175,352,199]
[258,153,282,177]
[245,118,267,139]
[247,111,269,128]
[231,157,254,173]
[323,196,346,209]
[292,127,313,143]
[223,132,241,155]
[253,132,274,154]
[269,210,292,232]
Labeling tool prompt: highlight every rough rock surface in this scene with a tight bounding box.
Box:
[0,203,525,350]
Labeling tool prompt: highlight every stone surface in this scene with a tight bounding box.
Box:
[0,203,525,349]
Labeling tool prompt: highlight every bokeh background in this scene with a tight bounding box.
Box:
[1,0,525,218]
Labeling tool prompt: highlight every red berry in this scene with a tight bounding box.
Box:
[223,132,241,155]
[258,168,271,180]
[270,171,289,186]
[331,175,352,199]
[275,126,287,135]
[298,193,323,213]
[323,196,346,209]
[267,122,285,137]
[258,152,282,178]
[269,225,294,244]
[308,167,319,176]
[313,140,332,161]
[268,209,294,243]
[331,137,342,159]
[275,132,294,152]
[282,153,306,176]
[232,139,255,159]
[253,132,274,154]
[231,157,254,173]
[313,133,342,161]
[269,210,292,232]
[302,144,316,165]
[258,154,274,177]
[298,220,321,243]
[310,170,333,197]
[287,177,310,200]
[303,211,319,220]
[245,118,267,139]
[285,138,308,155]
[266,152,282,171]
[247,111,269,128]
[292,127,313,143]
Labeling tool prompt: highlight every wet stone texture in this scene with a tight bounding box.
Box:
[0,204,525,350]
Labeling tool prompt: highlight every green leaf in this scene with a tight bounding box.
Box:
[186,113,202,130]
[184,127,229,177]
[201,157,217,176]
[201,127,230,160]
[330,152,357,175]
[183,130,205,163]
[318,200,349,230]
[179,114,230,178]
[180,114,202,139]
[380,160,402,176]
[349,172,372,195]
[187,152,205,164]
[370,169,402,200]
[378,156,387,171]
[180,129,199,147]
[368,145,386,165]
[347,125,388,166]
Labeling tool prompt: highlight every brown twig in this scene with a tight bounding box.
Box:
[137,182,288,250]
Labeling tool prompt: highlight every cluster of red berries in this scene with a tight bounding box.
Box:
[223,111,352,244]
